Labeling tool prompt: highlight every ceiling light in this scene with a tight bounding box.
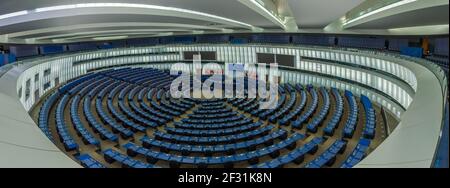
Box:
[0,10,28,20]
[344,0,417,26]
[388,24,449,35]
[93,35,128,40]
[9,3,251,28]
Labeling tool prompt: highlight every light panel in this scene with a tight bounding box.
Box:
[344,0,417,26]
[0,10,28,20]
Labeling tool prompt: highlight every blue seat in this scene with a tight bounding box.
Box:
[304,140,346,168]
[292,87,318,129]
[361,95,377,139]
[55,94,79,151]
[78,154,105,168]
[341,138,371,168]
[342,90,359,138]
[251,137,324,168]
[124,132,305,167]
[70,96,99,146]
[306,87,330,133]
[103,148,159,168]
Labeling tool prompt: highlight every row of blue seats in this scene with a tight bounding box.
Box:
[106,82,152,131]
[269,92,296,123]
[242,100,260,112]
[193,107,232,114]
[165,121,263,137]
[306,87,330,133]
[39,92,59,141]
[174,118,253,130]
[146,77,172,91]
[108,99,147,132]
[230,98,247,106]
[155,89,165,101]
[253,137,324,168]
[258,94,287,120]
[168,98,193,109]
[83,97,118,142]
[67,75,99,96]
[70,95,100,146]
[103,149,159,168]
[150,100,181,116]
[88,78,112,98]
[279,88,307,125]
[323,88,344,136]
[304,140,347,168]
[182,114,245,124]
[123,132,305,167]
[77,154,106,168]
[236,98,257,110]
[128,97,167,125]
[117,99,157,128]
[38,73,101,141]
[361,95,376,139]
[342,91,359,138]
[188,111,237,119]
[154,125,274,145]
[137,73,170,85]
[341,139,371,168]
[117,84,160,127]
[292,87,318,129]
[95,96,134,139]
[58,73,97,94]
[141,129,287,154]
[79,77,105,97]
[196,103,226,110]
[55,94,79,151]
[160,99,188,112]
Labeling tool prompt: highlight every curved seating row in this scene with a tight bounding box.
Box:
[341,139,371,168]
[269,91,296,123]
[252,137,324,168]
[165,121,263,137]
[292,86,319,129]
[124,132,305,167]
[306,87,331,133]
[103,149,160,168]
[38,92,59,141]
[55,94,78,151]
[173,118,253,130]
[361,95,376,139]
[342,91,359,138]
[77,154,106,168]
[70,95,100,146]
[304,140,347,168]
[279,86,307,125]
[83,97,118,142]
[141,129,287,154]
[323,88,344,136]
[154,125,274,145]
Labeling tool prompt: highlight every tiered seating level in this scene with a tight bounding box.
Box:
[36,67,385,168]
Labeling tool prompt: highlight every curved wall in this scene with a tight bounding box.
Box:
[0,44,446,167]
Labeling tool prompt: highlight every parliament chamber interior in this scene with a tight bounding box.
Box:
[0,0,448,169]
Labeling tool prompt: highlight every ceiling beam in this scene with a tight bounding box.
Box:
[342,0,448,29]
[31,29,192,41]
[238,0,298,32]
[1,22,228,43]
[0,3,256,29]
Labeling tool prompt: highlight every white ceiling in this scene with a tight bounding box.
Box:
[0,0,448,44]
[288,0,364,28]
